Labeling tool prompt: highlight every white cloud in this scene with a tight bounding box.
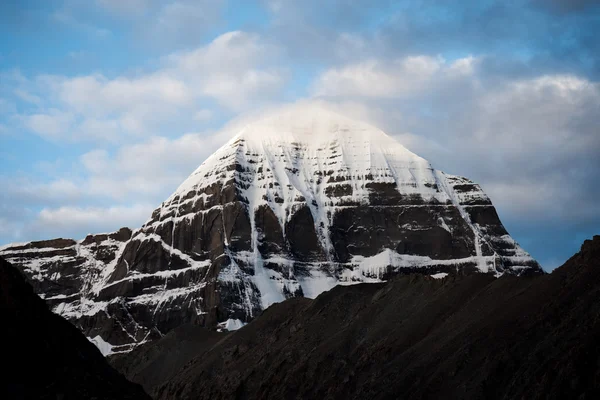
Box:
[79,130,231,200]
[94,0,225,46]
[13,88,42,105]
[53,73,192,115]
[476,75,599,152]
[0,127,233,244]
[312,56,475,98]
[33,204,154,237]
[2,177,83,206]
[156,1,222,37]
[76,118,122,141]
[167,31,286,110]
[21,109,75,140]
[483,181,574,220]
[8,31,285,142]
[169,31,272,72]
[40,72,194,140]
[201,70,284,110]
[193,109,213,121]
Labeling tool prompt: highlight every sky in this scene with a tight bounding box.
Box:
[1,0,599,271]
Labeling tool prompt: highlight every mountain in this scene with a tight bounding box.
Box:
[0,255,150,400]
[113,235,600,400]
[0,105,541,353]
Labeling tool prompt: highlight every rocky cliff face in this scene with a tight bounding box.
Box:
[0,228,141,353]
[0,105,541,353]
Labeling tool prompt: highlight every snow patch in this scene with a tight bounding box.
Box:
[218,319,246,331]
[297,269,339,298]
[430,272,449,279]
[88,335,114,356]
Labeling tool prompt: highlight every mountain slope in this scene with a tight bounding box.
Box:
[109,324,229,398]
[0,256,150,400]
[116,235,598,400]
[0,105,541,353]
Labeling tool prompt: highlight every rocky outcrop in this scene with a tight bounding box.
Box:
[115,236,599,400]
[0,106,542,353]
[0,255,150,400]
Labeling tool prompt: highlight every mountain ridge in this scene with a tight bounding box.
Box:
[0,105,541,354]
[113,235,600,400]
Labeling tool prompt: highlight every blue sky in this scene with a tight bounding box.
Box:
[1,0,599,271]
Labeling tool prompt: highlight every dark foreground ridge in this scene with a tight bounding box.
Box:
[113,235,600,400]
[0,256,150,400]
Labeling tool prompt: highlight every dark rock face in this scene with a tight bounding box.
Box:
[0,109,542,353]
[109,324,229,398]
[0,256,150,400]
[114,236,599,400]
[329,203,472,262]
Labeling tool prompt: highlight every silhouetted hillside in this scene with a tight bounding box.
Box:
[0,256,150,400]
[114,236,600,400]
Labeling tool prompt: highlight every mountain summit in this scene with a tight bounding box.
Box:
[0,105,541,353]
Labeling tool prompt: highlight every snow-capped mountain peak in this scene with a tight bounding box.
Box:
[173,105,436,212]
[0,104,542,354]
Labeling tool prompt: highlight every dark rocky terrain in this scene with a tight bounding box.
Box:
[112,235,600,400]
[0,107,542,353]
[110,324,229,398]
[0,256,150,400]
